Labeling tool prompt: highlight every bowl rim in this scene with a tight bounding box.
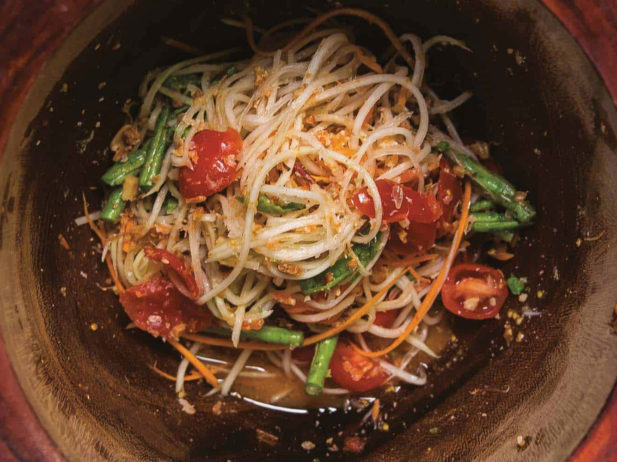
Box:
[0,0,615,460]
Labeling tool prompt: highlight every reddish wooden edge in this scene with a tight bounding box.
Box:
[570,386,617,461]
[541,3,617,458]
[0,0,615,460]
[0,1,101,460]
[543,0,617,106]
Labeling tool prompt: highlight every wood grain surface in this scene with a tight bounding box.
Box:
[0,0,615,460]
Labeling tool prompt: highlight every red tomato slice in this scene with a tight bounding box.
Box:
[441,263,508,319]
[373,309,400,328]
[351,179,442,224]
[119,278,212,340]
[437,158,462,223]
[144,248,199,298]
[351,180,406,223]
[330,342,390,392]
[179,128,242,201]
[387,221,438,255]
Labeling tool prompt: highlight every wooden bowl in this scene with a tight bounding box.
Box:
[0,0,616,460]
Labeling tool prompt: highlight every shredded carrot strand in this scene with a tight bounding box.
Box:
[105,254,125,294]
[81,193,107,244]
[302,268,412,346]
[244,8,415,69]
[353,181,472,358]
[167,338,220,388]
[148,363,203,382]
[408,266,428,283]
[371,398,380,422]
[181,333,286,351]
[83,193,125,294]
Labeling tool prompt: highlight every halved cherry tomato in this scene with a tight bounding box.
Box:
[373,309,400,328]
[179,128,242,201]
[144,248,199,298]
[388,221,438,255]
[351,179,442,224]
[119,277,212,340]
[330,342,390,392]
[437,158,462,223]
[441,263,508,319]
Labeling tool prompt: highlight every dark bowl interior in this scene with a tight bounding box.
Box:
[1,0,617,460]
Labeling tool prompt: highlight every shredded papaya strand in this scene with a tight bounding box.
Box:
[381,253,437,268]
[302,268,412,347]
[148,363,203,382]
[105,253,125,294]
[244,8,415,69]
[353,181,472,358]
[168,338,220,388]
[181,332,286,351]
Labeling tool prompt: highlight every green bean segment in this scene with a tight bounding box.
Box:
[305,336,339,396]
[100,188,126,222]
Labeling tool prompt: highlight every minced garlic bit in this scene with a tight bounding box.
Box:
[178,397,196,415]
[518,293,528,302]
[90,323,98,331]
[301,441,316,451]
[463,296,480,311]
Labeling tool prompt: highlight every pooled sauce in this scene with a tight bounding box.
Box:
[198,317,453,412]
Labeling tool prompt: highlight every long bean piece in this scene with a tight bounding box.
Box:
[100,188,126,222]
[437,142,535,223]
[300,232,382,295]
[470,200,495,213]
[237,194,305,215]
[204,326,304,347]
[101,140,151,186]
[163,197,178,215]
[471,212,521,232]
[139,105,170,189]
[305,335,339,396]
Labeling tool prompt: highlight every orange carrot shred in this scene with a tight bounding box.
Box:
[408,266,429,283]
[353,182,472,358]
[372,398,380,422]
[168,338,220,389]
[81,193,107,245]
[105,254,125,294]
[181,333,286,351]
[148,363,202,382]
[302,267,412,347]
